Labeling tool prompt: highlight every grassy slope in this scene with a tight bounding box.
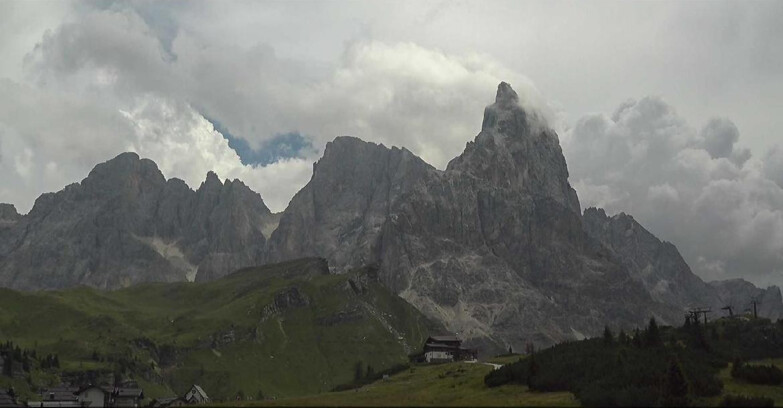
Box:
[228,361,577,407]
[695,358,783,406]
[0,258,436,402]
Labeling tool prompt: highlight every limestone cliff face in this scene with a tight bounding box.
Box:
[268,82,679,351]
[0,152,274,290]
[582,207,783,321]
[582,208,723,311]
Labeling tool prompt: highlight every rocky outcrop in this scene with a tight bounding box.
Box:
[583,207,783,321]
[0,204,21,226]
[583,207,722,311]
[267,82,680,351]
[0,152,274,290]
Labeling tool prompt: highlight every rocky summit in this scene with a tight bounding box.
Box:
[0,152,275,290]
[267,82,680,351]
[1,82,780,352]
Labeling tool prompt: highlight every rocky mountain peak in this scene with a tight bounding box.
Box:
[480,82,527,134]
[447,82,581,214]
[200,171,223,191]
[0,203,20,220]
[0,152,277,290]
[81,151,166,199]
[495,81,519,107]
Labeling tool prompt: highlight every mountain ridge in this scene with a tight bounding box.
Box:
[0,151,275,289]
[0,82,779,351]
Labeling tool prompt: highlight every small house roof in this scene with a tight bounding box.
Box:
[74,384,112,395]
[41,386,79,401]
[428,335,461,342]
[424,343,459,350]
[115,388,143,398]
[188,384,209,400]
[152,396,185,407]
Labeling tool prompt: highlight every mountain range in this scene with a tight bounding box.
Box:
[1,82,779,352]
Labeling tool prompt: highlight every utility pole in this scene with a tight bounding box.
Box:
[721,305,734,318]
[750,298,760,319]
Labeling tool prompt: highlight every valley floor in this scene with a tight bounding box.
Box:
[222,361,577,407]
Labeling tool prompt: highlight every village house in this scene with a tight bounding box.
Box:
[111,386,143,408]
[27,383,144,408]
[414,335,478,363]
[152,384,209,407]
[182,385,209,405]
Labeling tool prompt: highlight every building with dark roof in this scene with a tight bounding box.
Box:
[182,385,209,405]
[27,384,145,408]
[111,387,143,408]
[150,396,187,408]
[26,386,80,407]
[416,335,478,363]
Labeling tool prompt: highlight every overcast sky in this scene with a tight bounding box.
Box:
[0,1,781,288]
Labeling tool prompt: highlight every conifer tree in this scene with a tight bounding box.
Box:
[731,357,745,377]
[660,357,689,407]
[603,326,614,344]
[632,328,642,347]
[366,365,375,380]
[353,361,364,383]
[526,355,539,389]
[646,317,662,347]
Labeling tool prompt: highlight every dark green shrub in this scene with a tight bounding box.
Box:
[732,363,783,385]
[719,395,774,407]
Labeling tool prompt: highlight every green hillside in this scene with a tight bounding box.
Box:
[0,258,438,403]
[228,361,577,407]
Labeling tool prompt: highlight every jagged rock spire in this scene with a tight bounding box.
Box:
[495,81,519,107]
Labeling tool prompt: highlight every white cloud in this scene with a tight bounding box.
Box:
[118,97,314,212]
[564,97,783,287]
[2,6,547,214]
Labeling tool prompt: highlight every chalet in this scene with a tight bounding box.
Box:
[419,335,478,363]
[182,385,209,405]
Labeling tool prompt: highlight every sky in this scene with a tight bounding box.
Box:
[0,1,781,288]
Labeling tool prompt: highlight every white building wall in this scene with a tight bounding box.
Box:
[79,388,105,408]
[425,351,452,362]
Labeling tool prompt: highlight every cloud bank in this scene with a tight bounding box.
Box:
[563,98,783,287]
[2,6,545,213]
